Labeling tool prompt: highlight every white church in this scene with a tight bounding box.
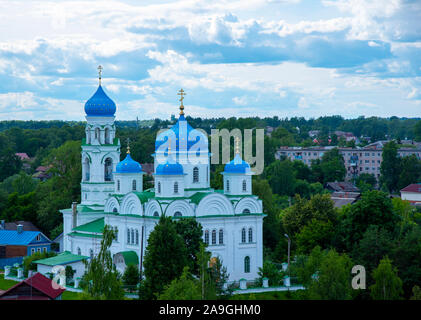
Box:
[54,71,264,283]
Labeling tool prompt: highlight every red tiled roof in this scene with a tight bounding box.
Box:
[0,272,65,300]
[400,184,421,193]
[15,153,30,160]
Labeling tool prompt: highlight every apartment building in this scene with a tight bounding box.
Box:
[275,142,421,181]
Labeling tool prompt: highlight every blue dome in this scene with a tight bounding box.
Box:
[223,154,251,174]
[115,153,142,173]
[155,114,208,152]
[84,85,116,117]
[155,156,184,175]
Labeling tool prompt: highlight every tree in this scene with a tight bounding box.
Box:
[140,216,188,300]
[123,264,140,288]
[414,120,421,142]
[158,267,201,300]
[380,141,401,193]
[307,249,353,300]
[282,194,337,238]
[410,286,421,300]
[81,225,125,300]
[296,218,336,254]
[351,225,395,284]
[397,155,421,190]
[336,190,401,252]
[355,173,377,191]
[370,257,403,300]
[175,218,203,275]
[264,159,296,196]
[257,261,283,286]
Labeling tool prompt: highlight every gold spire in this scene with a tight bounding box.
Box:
[126,137,130,154]
[98,65,103,85]
[235,136,240,155]
[177,88,186,115]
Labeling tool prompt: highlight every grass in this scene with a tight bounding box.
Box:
[0,273,18,291]
[62,290,83,300]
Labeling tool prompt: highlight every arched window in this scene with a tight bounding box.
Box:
[132,180,137,191]
[136,229,139,245]
[105,128,110,144]
[157,182,161,194]
[127,228,130,244]
[77,247,81,255]
[204,230,209,245]
[131,229,135,244]
[153,211,159,217]
[212,230,217,245]
[244,256,250,273]
[104,158,113,181]
[242,209,250,214]
[248,228,253,243]
[241,228,246,243]
[113,208,118,213]
[84,158,90,181]
[174,182,178,194]
[117,180,120,191]
[242,180,247,192]
[193,167,199,183]
[226,180,230,192]
[90,249,94,259]
[95,127,100,141]
[219,229,224,244]
[86,130,91,144]
[174,211,182,217]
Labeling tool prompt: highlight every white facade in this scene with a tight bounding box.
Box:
[61,84,265,283]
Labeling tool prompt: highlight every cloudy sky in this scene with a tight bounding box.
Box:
[0,0,420,121]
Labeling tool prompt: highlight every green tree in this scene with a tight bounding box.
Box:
[380,141,401,193]
[307,249,353,300]
[175,218,203,275]
[370,257,403,300]
[336,190,401,252]
[158,267,201,300]
[140,216,188,300]
[296,218,336,254]
[81,225,125,300]
[264,159,296,196]
[355,173,377,191]
[413,120,421,142]
[123,264,140,288]
[257,261,283,286]
[410,286,421,300]
[397,155,421,190]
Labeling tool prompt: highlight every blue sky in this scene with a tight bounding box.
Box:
[0,0,420,120]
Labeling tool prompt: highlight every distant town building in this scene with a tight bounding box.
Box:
[330,191,361,208]
[276,143,421,181]
[32,165,52,181]
[326,182,360,193]
[15,153,30,161]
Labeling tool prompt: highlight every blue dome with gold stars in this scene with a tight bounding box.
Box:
[116,153,142,173]
[84,85,116,117]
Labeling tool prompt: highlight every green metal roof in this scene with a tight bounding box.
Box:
[189,192,212,204]
[133,190,156,203]
[68,232,103,238]
[33,251,89,266]
[119,251,139,266]
[72,217,104,233]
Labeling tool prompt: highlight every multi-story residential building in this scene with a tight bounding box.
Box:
[275,142,421,181]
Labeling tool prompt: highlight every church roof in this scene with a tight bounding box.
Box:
[116,153,143,174]
[33,251,89,266]
[72,217,104,233]
[223,154,251,174]
[84,85,116,117]
[155,155,184,175]
[118,251,139,266]
[154,114,208,152]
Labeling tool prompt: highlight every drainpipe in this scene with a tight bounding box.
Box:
[72,202,78,229]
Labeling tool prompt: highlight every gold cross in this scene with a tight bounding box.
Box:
[235,136,240,155]
[98,65,103,85]
[177,88,186,115]
[126,137,130,154]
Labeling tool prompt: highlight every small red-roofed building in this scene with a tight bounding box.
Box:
[0,272,65,300]
[400,183,421,205]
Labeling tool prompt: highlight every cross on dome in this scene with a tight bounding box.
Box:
[177,89,186,115]
[98,65,103,85]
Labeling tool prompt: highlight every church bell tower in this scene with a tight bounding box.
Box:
[81,66,120,205]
